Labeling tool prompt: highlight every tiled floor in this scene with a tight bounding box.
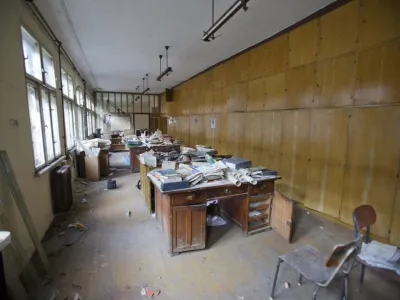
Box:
[43,170,400,300]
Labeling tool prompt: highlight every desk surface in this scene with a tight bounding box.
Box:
[147,173,280,194]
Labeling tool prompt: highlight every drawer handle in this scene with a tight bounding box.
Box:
[225,189,232,195]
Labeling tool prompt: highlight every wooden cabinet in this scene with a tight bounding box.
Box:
[129,146,147,172]
[172,205,206,253]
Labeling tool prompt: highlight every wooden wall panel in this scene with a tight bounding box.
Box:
[204,114,215,148]
[289,19,319,68]
[340,107,400,238]
[234,52,250,82]
[189,115,205,147]
[247,77,266,111]
[355,41,400,106]
[265,34,289,76]
[279,110,311,202]
[305,109,349,218]
[389,175,400,246]
[225,113,245,157]
[249,44,268,80]
[286,63,315,108]
[226,82,247,112]
[212,88,226,113]
[261,112,282,171]
[314,53,357,107]
[213,114,226,154]
[175,116,190,145]
[264,72,286,110]
[318,0,358,60]
[358,0,400,49]
[164,1,400,242]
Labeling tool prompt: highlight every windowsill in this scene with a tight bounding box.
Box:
[35,155,66,177]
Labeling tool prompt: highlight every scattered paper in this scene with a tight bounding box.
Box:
[207,215,226,226]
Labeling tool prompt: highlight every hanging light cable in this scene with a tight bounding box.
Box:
[156,46,173,81]
[142,74,150,95]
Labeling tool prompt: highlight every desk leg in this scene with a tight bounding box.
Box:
[0,252,7,299]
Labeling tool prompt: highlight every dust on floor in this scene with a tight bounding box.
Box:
[43,171,400,300]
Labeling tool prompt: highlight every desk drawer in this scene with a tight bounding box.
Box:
[172,192,206,206]
[206,186,247,199]
[248,181,274,195]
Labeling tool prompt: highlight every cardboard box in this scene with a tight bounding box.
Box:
[85,156,100,181]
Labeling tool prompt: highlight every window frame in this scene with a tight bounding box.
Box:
[21,26,63,170]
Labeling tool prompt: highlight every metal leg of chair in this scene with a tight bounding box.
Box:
[344,274,349,300]
[312,285,320,300]
[298,273,303,286]
[360,264,365,284]
[269,258,282,300]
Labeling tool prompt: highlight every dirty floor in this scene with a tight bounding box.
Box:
[44,171,400,300]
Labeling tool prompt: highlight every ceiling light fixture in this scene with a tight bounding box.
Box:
[156,46,173,82]
[142,74,150,95]
[202,0,249,42]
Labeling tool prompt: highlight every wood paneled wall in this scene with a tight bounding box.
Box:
[160,0,400,245]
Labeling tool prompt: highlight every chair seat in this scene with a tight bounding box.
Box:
[280,245,334,283]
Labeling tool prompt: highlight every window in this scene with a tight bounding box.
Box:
[42,48,56,88]
[26,84,45,167]
[64,101,75,149]
[61,68,75,149]
[22,26,62,169]
[21,28,41,80]
[61,68,74,98]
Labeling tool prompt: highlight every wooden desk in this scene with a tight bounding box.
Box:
[140,162,156,213]
[129,146,147,172]
[148,175,279,255]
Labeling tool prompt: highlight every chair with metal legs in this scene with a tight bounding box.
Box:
[352,204,376,284]
[269,239,360,300]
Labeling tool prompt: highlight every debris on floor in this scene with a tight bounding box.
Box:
[126,209,132,217]
[206,215,226,226]
[107,179,117,189]
[141,286,161,298]
[68,222,88,231]
[73,293,82,300]
[284,281,290,289]
[81,198,88,204]
[72,284,82,289]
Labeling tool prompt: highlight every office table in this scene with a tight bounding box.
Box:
[148,174,280,255]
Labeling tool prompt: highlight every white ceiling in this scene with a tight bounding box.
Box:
[35,0,336,93]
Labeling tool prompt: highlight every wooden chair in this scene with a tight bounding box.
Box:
[352,204,376,283]
[269,239,361,300]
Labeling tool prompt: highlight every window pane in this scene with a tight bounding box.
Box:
[76,108,84,140]
[142,95,150,113]
[134,94,141,113]
[21,28,41,80]
[87,112,92,135]
[67,75,74,99]
[61,69,68,96]
[27,84,45,167]
[64,100,75,149]
[41,90,54,161]
[50,94,61,156]
[42,48,56,88]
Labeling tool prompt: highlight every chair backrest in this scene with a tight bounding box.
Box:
[353,205,376,242]
[320,237,362,286]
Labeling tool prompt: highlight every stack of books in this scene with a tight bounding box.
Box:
[177,164,203,186]
[153,168,182,183]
